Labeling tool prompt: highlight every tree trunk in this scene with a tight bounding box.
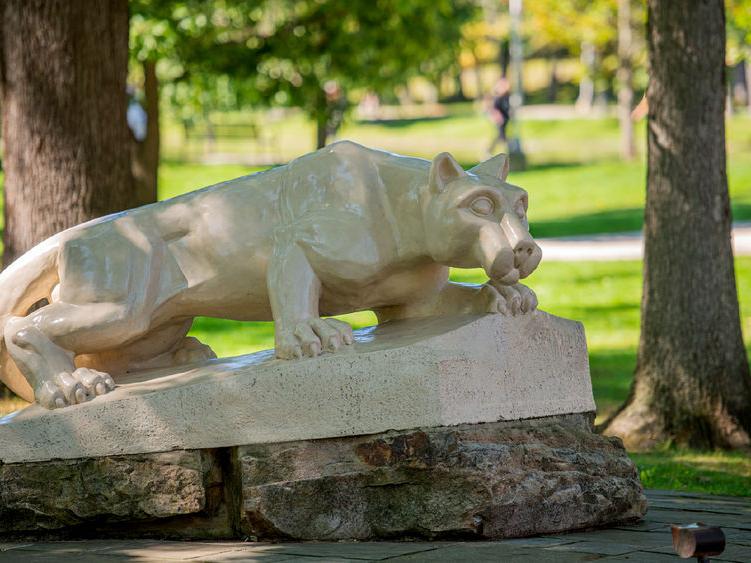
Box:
[453,66,468,102]
[547,55,558,104]
[315,115,328,149]
[472,51,484,100]
[1,0,135,267]
[315,88,328,149]
[603,0,751,450]
[617,0,636,160]
[132,59,160,206]
[575,41,596,113]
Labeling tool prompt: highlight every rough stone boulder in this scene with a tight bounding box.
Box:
[238,415,646,540]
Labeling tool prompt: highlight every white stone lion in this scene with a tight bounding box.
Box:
[0,141,541,409]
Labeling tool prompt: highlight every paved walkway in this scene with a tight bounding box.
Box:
[539,223,751,261]
[1,490,749,561]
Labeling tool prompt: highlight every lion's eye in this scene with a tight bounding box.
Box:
[470,196,494,216]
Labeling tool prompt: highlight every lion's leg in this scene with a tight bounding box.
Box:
[80,319,217,373]
[268,244,353,359]
[4,301,150,409]
[375,281,528,323]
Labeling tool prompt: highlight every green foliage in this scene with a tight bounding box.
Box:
[133,0,479,136]
[727,0,751,63]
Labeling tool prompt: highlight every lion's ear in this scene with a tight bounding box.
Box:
[469,154,509,181]
[429,152,465,193]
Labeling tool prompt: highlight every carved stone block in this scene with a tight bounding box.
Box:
[0,313,593,465]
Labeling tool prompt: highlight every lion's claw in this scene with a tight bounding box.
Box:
[486,282,537,316]
[276,317,354,359]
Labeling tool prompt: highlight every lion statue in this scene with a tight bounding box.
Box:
[0,141,541,409]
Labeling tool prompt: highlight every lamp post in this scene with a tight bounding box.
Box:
[508,0,526,169]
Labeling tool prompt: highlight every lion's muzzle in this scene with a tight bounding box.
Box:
[475,215,542,285]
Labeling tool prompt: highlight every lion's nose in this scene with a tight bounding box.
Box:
[513,240,536,268]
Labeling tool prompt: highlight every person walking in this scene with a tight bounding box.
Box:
[487,77,511,155]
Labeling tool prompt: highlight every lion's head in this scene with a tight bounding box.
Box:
[421,152,542,285]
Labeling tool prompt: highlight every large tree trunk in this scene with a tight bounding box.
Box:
[603,0,751,450]
[617,0,636,160]
[1,0,135,267]
[132,59,160,206]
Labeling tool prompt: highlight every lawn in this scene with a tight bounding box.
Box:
[2,110,751,496]
[160,109,751,238]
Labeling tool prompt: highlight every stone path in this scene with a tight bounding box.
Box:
[1,490,749,561]
[538,222,751,261]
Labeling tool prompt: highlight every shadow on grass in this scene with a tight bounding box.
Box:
[733,202,751,222]
[354,115,452,128]
[589,348,635,420]
[456,159,586,173]
[531,208,644,239]
[531,202,751,239]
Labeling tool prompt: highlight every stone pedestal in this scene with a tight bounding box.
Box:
[0,313,646,540]
[238,414,646,540]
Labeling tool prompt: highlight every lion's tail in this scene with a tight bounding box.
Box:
[0,238,61,403]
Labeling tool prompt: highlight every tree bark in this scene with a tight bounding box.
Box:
[617,0,636,160]
[315,87,328,149]
[603,0,751,450]
[547,55,558,104]
[132,59,160,206]
[1,0,135,267]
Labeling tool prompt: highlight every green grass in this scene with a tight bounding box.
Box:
[631,450,751,497]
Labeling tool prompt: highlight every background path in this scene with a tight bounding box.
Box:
[539,222,751,261]
[1,490,749,561]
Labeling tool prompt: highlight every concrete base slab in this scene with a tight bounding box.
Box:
[0,311,593,464]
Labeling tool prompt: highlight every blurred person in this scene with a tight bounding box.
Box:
[486,77,511,156]
[324,80,347,142]
[358,91,381,121]
[631,94,648,121]
[126,85,148,142]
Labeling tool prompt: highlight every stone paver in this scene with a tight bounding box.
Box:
[1,490,749,561]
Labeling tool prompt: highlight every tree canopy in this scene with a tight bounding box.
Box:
[132,0,478,145]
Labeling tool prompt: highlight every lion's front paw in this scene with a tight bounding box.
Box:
[275,318,354,360]
[486,282,538,316]
[36,368,115,409]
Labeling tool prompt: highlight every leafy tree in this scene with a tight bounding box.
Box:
[603,0,751,450]
[137,0,479,148]
[727,0,751,111]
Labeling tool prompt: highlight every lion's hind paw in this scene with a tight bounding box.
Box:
[172,337,217,365]
[35,367,115,410]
